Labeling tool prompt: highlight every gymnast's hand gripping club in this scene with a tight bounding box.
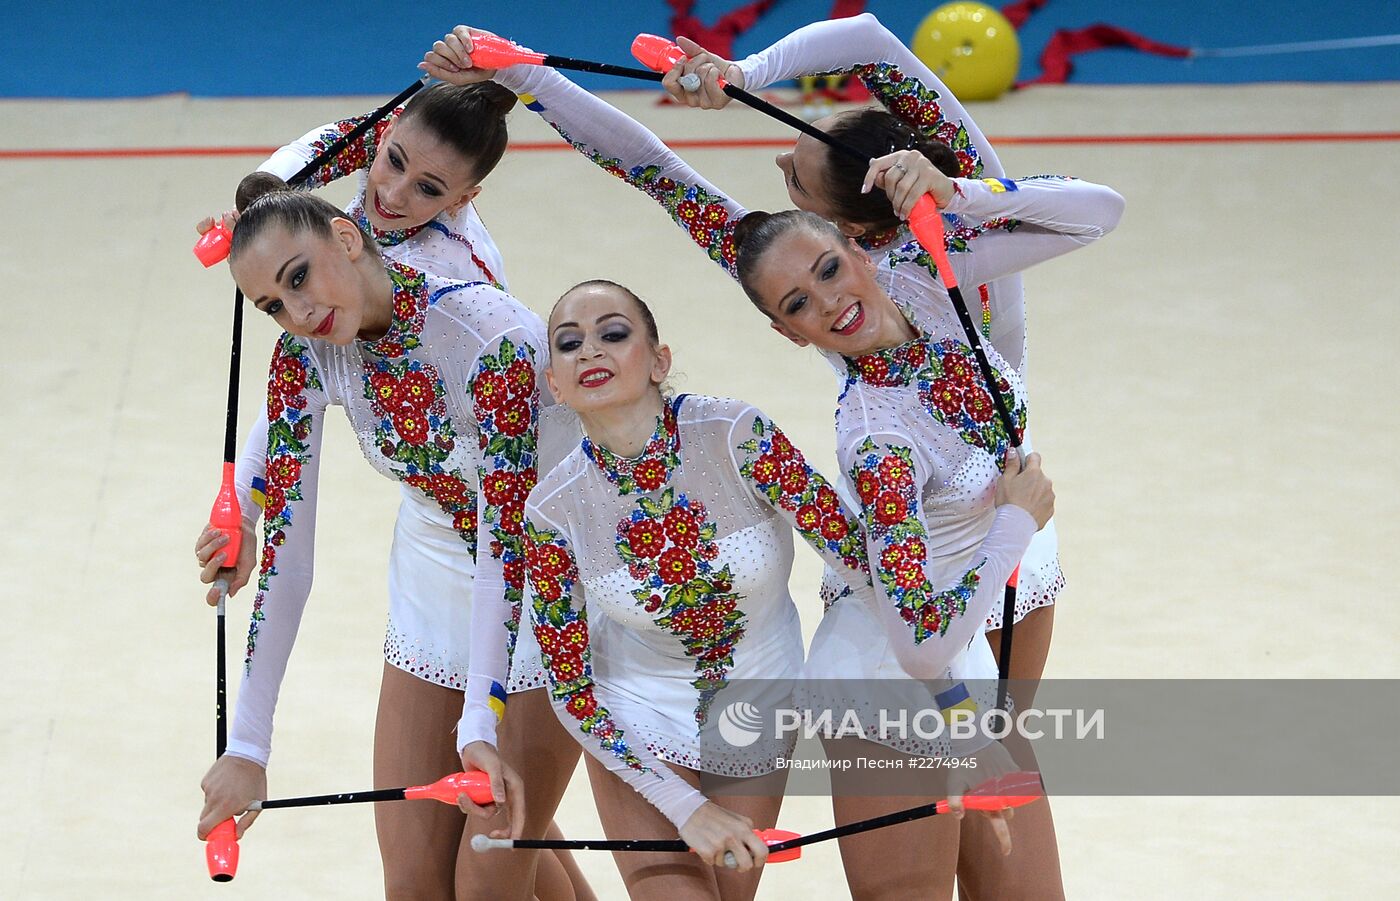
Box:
[472,771,1044,869]
[428,29,666,86]
[196,74,429,883]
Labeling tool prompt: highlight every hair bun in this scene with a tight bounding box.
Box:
[473,81,518,116]
[235,171,291,213]
[732,210,773,256]
[915,136,960,178]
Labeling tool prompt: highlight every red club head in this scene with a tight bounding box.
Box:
[194,222,232,268]
[210,462,243,565]
[205,818,239,882]
[758,828,802,863]
[907,195,960,290]
[467,32,546,70]
[631,34,685,72]
[962,770,1045,811]
[404,770,494,807]
[1007,565,1020,589]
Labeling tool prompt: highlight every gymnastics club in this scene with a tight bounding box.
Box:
[195,75,429,883]
[248,771,493,811]
[631,34,1029,708]
[448,31,665,85]
[473,771,1043,868]
[472,828,803,869]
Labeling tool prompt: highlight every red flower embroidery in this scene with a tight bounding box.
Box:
[551,650,585,683]
[877,454,914,491]
[398,370,434,411]
[658,547,697,585]
[473,371,508,413]
[560,620,588,654]
[274,355,306,395]
[503,557,524,590]
[263,485,287,519]
[769,429,795,460]
[627,520,666,559]
[632,458,668,491]
[504,359,535,396]
[482,470,517,507]
[855,470,880,505]
[428,473,470,507]
[964,388,994,423]
[267,455,301,488]
[926,378,965,418]
[369,371,398,406]
[749,454,780,485]
[392,411,429,446]
[533,574,564,602]
[795,504,821,532]
[820,515,849,541]
[858,355,890,383]
[566,689,597,720]
[815,484,840,514]
[663,507,700,550]
[873,490,908,526]
[779,463,810,497]
[495,400,531,438]
[536,624,562,655]
[530,539,571,577]
[895,558,926,590]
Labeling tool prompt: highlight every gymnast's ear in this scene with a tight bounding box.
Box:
[768,320,809,347]
[332,216,367,259]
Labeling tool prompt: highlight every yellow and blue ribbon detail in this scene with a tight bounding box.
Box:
[981,177,1018,193]
[935,682,978,723]
[488,681,508,722]
[250,476,268,510]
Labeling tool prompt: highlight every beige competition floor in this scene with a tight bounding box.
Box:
[2,81,1398,899]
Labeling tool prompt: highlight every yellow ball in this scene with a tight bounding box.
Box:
[911,2,1020,101]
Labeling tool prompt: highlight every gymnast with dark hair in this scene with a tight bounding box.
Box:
[191,171,594,899]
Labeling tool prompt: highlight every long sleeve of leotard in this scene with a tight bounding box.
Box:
[522,508,709,830]
[456,329,544,751]
[727,405,871,590]
[231,412,268,531]
[493,64,748,277]
[257,109,395,190]
[735,13,1004,178]
[845,433,1036,679]
[920,175,1125,290]
[224,334,331,766]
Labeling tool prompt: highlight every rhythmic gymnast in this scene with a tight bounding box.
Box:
[192,174,590,900]
[462,277,877,900]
